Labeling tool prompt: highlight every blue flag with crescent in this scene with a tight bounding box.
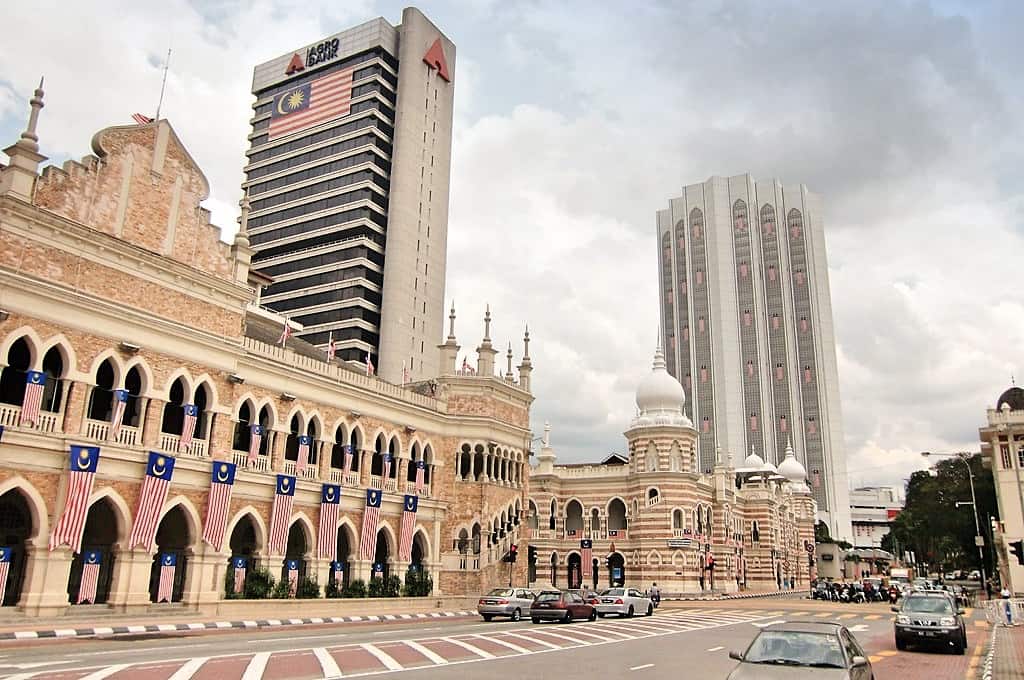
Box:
[403,494,418,513]
[113,389,129,404]
[251,424,263,436]
[272,82,312,119]
[183,404,199,418]
[84,549,102,565]
[285,558,299,570]
[416,460,425,471]
[365,488,382,508]
[581,538,593,549]
[145,451,175,480]
[210,461,236,485]
[0,547,10,563]
[161,552,177,567]
[276,474,296,496]
[299,435,312,447]
[232,556,247,569]
[321,484,340,505]
[69,445,100,473]
[331,560,344,572]
[25,369,45,387]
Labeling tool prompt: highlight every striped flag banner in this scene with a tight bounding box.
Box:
[296,435,312,474]
[399,494,418,562]
[156,552,176,603]
[232,556,247,594]
[50,445,100,553]
[201,461,236,551]
[248,424,264,465]
[317,484,341,560]
[330,560,344,585]
[0,547,10,605]
[580,539,593,570]
[19,370,46,427]
[108,389,129,441]
[382,453,392,484]
[267,68,356,140]
[127,452,175,551]
[359,489,382,560]
[343,444,354,478]
[268,475,296,555]
[78,550,102,604]
[179,404,198,453]
[414,460,426,494]
[285,559,299,596]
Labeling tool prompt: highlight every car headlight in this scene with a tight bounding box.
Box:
[896,615,910,624]
[940,617,956,627]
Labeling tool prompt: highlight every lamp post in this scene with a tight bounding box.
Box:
[921,451,987,591]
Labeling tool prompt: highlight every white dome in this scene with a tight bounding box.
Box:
[630,341,691,429]
[777,441,807,483]
[743,449,765,469]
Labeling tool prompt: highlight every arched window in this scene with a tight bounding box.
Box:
[285,414,303,462]
[160,378,187,435]
[192,383,211,439]
[40,346,65,413]
[549,499,556,531]
[0,338,32,407]
[86,359,116,421]
[233,401,253,451]
[648,488,660,501]
[123,366,144,427]
[672,509,684,530]
[607,499,627,532]
[565,500,583,534]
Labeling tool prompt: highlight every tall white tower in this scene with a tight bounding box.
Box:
[656,174,851,540]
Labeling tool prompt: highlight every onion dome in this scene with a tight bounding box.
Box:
[996,386,1024,412]
[743,445,765,469]
[631,339,691,428]
[777,440,807,483]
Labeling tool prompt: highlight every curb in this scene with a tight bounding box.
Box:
[980,624,997,680]
[669,591,797,602]
[0,610,477,641]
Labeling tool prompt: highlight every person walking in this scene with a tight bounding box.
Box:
[1001,587,1016,626]
[650,582,661,608]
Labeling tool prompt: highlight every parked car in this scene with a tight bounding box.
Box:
[726,621,873,679]
[530,589,597,623]
[477,587,535,621]
[968,570,981,581]
[892,591,967,654]
[595,587,654,618]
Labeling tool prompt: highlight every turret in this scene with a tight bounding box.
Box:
[437,301,460,374]
[517,325,533,392]
[476,305,498,376]
[0,78,47,201]
[231,192,254,284]
[535,422,556,474]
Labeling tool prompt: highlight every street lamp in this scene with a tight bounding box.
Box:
[921,451,987,590]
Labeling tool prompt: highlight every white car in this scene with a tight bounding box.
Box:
[595,587,654,618]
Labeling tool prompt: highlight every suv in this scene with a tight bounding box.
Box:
[893,592,967,654]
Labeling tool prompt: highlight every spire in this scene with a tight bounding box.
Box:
[235,191,251,246]
[1,77,48,202]
[447,301,457,341]
[231,191,254,284]
[505,342,514,379]
[523,324,531,359]
[436,300,460,374]
[517,324,533,392]
[17,77,45,154]
[476,304,498,376]
[543,421,551,447]
[483,304,492,342]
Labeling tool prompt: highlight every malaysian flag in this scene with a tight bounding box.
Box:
[78,549,102,604]
[232,556,247,594]
[285,559,299,596]
[382,453,392,483]
[278,318,292,346]
[296,435,312,474]
[50,445,100,553]
[132,113,154,125]
[326,331,336,362]
[156,552,176,603]
[248,424,263,465]
[19,370,46,427]
[330,560,344,585]
[201,461,236,551]
[365,353,375,376]
[317,484,341,560]
[399,494,418,562]
[343,444,354,478]
[414,460,426,494]
[268,67,355,141]
[108,389,129,441]
[268,475,296,555]
[359,489,382,560]
[0,547,10,605]
[127,452,176,551]
[812,469,821,488]
[179,404,199,453]
[580,539,593,570]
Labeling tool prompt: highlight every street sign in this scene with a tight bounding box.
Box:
[667,538,693,548]
[975,535,985,547]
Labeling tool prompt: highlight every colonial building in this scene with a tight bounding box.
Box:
[979,386,1024,595]
[0,84,532,616]
[527,343,816,594]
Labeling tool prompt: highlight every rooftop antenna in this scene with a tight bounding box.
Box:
[155,48,172,121]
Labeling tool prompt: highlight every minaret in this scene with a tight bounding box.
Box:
[232,192,254,284]
[516,325,532,391]
[535,422,557,474]
[0,78,47,202]
[505,342,515,381]
[437,301,460,374]
[476,305,498,376]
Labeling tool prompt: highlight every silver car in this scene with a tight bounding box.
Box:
[595,587,654,618]
[727,622,873,680]
[477,587,535,621]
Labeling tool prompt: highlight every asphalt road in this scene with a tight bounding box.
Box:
[0,599,992,680]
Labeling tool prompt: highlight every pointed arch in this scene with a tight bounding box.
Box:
[160,368,194,402]
[86,486,133,547]
[86,349,125,389]
[156,495,203,550]
[411,527,432,563]
[37,334,80,379]
[287,511,316,555]
[0,326,43,369]
[376,519,398,557]
[0,476,50,547]
[225,506,268,555]
[191,374,222,411]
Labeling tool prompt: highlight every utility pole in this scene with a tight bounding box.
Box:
[921,451,987,593]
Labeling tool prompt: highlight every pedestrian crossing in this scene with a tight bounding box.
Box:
[0,609,783,680]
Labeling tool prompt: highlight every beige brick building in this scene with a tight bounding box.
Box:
[0,84,530,616]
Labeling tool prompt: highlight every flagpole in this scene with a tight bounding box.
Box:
[155,48,172,121]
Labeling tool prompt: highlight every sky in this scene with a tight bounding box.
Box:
[2,0,1022,492]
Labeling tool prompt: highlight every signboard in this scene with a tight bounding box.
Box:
[611,567,622,580]
[667,538,693,548]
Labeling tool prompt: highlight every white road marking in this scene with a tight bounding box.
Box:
[247,634,346,644]
[313,647,342,678]
[241,652,270,680]
[751,620,787,628]
[445,637,495,658]
[167,657,208,680]
[6,660,79,669]
[81,665,131,680]
[473,634,530,654]
[502,631,562,649]
[521,629,588,646]
[707,646,724,652]
[361,643,403,671]
[848,624,870,632]
[562,627,619,642]
[404,640,449,664]
[630,663,655,670]
[4,674,43,680]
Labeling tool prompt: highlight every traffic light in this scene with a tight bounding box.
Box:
[508,544,518,563]
[528,545,537,563]
[1010,539,1024,566]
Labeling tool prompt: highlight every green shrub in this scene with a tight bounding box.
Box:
[297,577,320,599]
[383,574,403,597]
[325,579,342,598]
[270,579,292,599]
[224,567,238,599]
[243,568,275,600]
[367,576,385,598]
[402,569,433,597]
[343,579,367,598]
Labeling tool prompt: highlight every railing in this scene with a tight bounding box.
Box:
[369,475,399,493]
[555,464,630,478]
[345,472,360,486]
[83,419,139,446]
[0,404,63,433]
[403,481,431,498]
[282,460,318,480]
[232,450,270,473]
[606,529,628,539]
[331,470,360,486]
[673,529,687,538]
[158,432,208,458]
[647,495,662,507]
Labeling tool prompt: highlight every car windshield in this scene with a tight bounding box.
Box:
[486,588,514,597]
[535,592,561,603]
[743,631,846,668]
[601,588,625,596]
[903,597,953,614]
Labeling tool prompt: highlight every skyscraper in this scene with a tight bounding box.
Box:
[244,7,454,383]
[656,174,852,539]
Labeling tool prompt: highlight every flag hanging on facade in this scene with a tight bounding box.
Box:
[78,549,102,604]
[414,460,426,494]
[296,435,312,474]
[326,332,336,361]
[108,389,129,441]
[132,113,154,125]
[0,424,4,442]
[343,444,354,477]
[317,483,341,560]
[359,489,382,560]
[50,445,100,553]
[399,494,418,562]
[156,552,176,603]
[268,67,356,141]
[278,319,292,346]
[382,453,392,484]
[811,469,821,488]
[0,547,10,605]
[268,475,296,555]
[248,424,263,464]
[330,560,344,584]
[127,452,176,551]
[202,461,236,551]
[232,556,247,594]
[19,370,46,427]
[179,404,199,453]
[365,353,375,376]
[581,539,593,569]
[402,362,410,386]
[285,559,299,596]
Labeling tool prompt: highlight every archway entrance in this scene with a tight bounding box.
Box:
[334,527,353,589]
[373,531,390,580]
[284,523,309,586]
[149,506,191,603]
[607,552,625,587]
[0,490,33,607]
[567,553,582,589]
[228,514,260,595]
[67,499,119,604]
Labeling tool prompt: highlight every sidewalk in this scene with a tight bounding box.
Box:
[984,623,1024,679]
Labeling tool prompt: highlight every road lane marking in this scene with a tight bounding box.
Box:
[878,651,898,657]
[869,655,882,663]
[81,665,131,680]
[442,637,495,659]
[864,615,881,620]
[707,646,724,652]
[561,628,618,642]
[751,620,787,627]
[405,639,450,664]
[502,631,561,649]
[361,643,403,670]
[837,614,856,619]
[241,652,270,680]
[630,663,654,671]
[472,635,529,654]
[974,620,988,627]
[314,647,343,677]
[813,612,832,618]
[168,657,208,680]
[248,634,346,644]
[847,625,870,632]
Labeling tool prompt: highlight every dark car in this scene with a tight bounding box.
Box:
[892,591,967,654]
[530,589,597,624]
[727,621,873,679]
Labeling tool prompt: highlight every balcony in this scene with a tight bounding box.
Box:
[673,528,687,538]
[606,529,628,539]
[232,450,270,473]
[158,432,208,458]
[282,460,319,480]
[0,404,63,433]
[369,475,398,493]
[403,481,431,498]
[83,418,140,446]
[646,495,662,507]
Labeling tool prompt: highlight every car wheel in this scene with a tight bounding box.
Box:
[597,612,605,618]
[564,610,573,624]
[531,617,540,624]
[646,605,654,617]
[895,637,906,651]
[511,608,521,622]
[955,634,966,655]
[588,609,597,622]
[482,614,493,622]
[627,605,635,618]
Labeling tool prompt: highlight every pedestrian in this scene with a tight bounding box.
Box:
[1001,587,1016,626]
[650,582,661,608]
[985,579,993,600]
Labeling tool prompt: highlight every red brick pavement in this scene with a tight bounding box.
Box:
[992,625,1024,678]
